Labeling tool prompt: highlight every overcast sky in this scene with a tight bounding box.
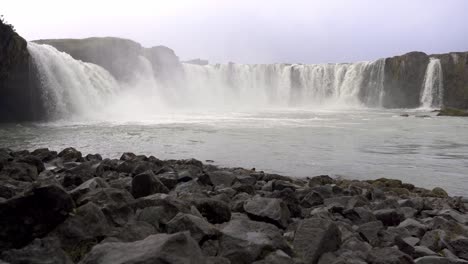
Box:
[3,0,468,64]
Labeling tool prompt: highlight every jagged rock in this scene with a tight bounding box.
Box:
[194,198,231,224]
[167,213,219,243]
[357,221,384,246]
[367,247,414,264]
[309,175,335,187]
[48,202,110,262]
[420,229,448,252]
[70,177,109,201]
[131,170,169,198]
[449,237,468,260]
[218,217,291,264]
[253,250,295,264]
[1,237,73,264]
[15,155,45,173]
[85,153,102,161]
[0,182,74,250]
[62,161,99,188]
[398,218,427,237]
[374,208,405,226]
[0,162,38,181]
[343,207,377,225]
[415,256,468,264]
[293,218,341,264]
[300,191,324,208]
[58,147,83,162]
[103,221,155,243]
[207,170,237,187]
[243,195,291,228]
[155,170,178,189]
[207,256,232,264]
[80,232,205,264]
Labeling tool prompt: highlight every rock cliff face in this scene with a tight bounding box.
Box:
[382,52,429,108]
[433,52,468,109]
[0,20,43,122]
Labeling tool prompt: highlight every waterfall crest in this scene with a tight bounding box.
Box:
[28,43,120,119]
[28,42,389,119]
[420,58,444,109]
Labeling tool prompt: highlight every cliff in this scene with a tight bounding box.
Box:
[0,20,43,122]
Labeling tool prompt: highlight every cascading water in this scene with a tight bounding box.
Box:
[181,59,386,109]
[28,43,120,119]
[420,58,444,109]
[28,42,388,119]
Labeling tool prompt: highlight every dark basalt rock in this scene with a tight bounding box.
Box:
[0,147,467,263]
[131,170,169,198]
[0,182,74,250]
[80,232,205,264]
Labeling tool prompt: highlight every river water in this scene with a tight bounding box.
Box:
[1,108,467,196]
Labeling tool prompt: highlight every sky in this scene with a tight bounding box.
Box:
[3,0,468,64]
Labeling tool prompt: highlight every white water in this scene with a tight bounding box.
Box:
[181,59,386,109]
[28,42,387,119]
[28,43,120,119]
[420,58,444,109]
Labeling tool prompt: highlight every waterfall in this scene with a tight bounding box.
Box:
[28,43,120,119]
[420,58,444,109]
[28,42,388,119]
[181,59,386,108]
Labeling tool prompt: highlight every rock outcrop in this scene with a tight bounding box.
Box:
[1,147,467,263]
[0,20,43,122]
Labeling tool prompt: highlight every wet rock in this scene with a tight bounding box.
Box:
[85,153,102,161]
[253,250,295,264]
[449,236,468,260]
[194,198,231,224]
[0,182,74,250]
[293,218,341,264]
[167,213,219,243]
[1,237,73,264]
[70,177,109,201]
[80,232,205,264]
[103,221,155,243]
[309,175,335,187]
[0,162,38,182]
[49,202,110,262]
[207,170,237,187]
[131,170,169,198]
[415,256,468,264]
[218,217,291,264]
[367,247,414,264]
[243,195,291,228]
[300,190,324,208]
[58,147,83,162]
[420,229,448,251]
[374,208,405,226]
[357,221,384,246]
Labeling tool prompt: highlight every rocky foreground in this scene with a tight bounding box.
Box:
[0,148,467,264]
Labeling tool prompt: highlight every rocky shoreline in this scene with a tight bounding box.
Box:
[0,147,467,264]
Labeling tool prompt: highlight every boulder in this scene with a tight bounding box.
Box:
[243,196,291,228]
[58,147,83,162]
[293,218,341,264]
[1,237,73,264]
[48,202,110,262]
[374,208,405,226]
[80,232,205,264]
[194,198,231,224]
[218,217,291,264]
[167,213,219,243]
[131,170,169,198]
[103,221,156,243]
[70,177,109,201]
[0,162,38,181]
[357,221,384,246]
[0,182,74,250]
[415,256,468,264]
[449,237,468,260]
[207,170,237,187]
[367,247,414,264]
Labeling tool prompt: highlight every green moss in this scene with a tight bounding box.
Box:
[437,108,468,117]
